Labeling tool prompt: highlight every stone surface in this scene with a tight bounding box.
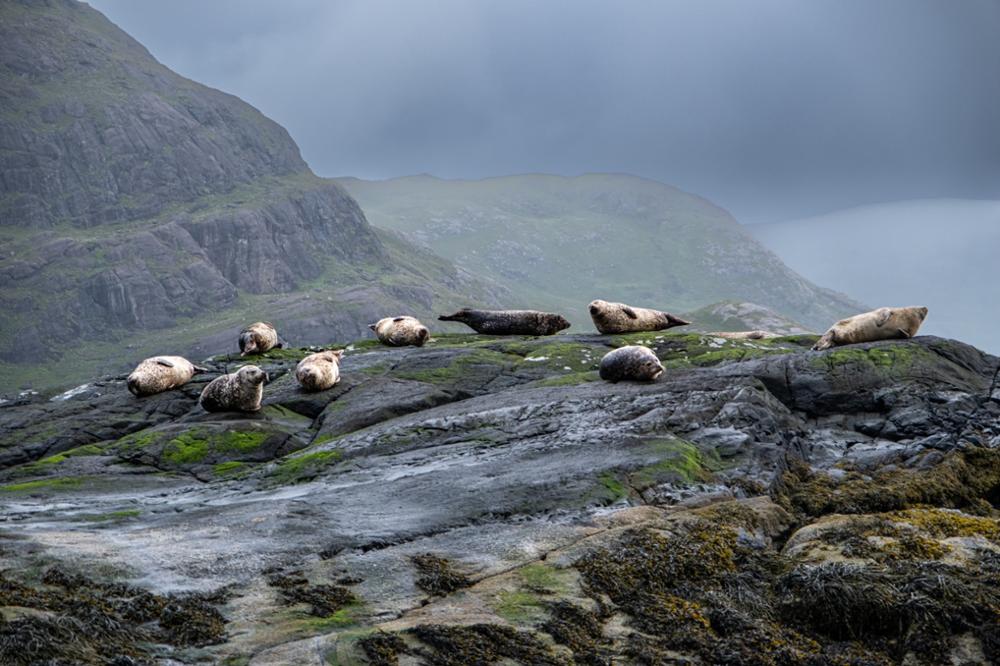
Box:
[1,332,999,664]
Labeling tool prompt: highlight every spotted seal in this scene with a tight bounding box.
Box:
[369,316,430,347]
[588,300,690,334]
[199,365,268,412]
[438,308,570,336]
[599,345,664,382]
[295,350,344,392]
[127,356,207,397]
[239,321,282,356]
[813,306,928,351]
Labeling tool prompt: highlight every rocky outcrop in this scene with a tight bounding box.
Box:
[0,0,498,385]
[0,0,305,228]
[1,331,998,664]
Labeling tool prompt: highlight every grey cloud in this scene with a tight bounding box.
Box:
[88,0,1000,222]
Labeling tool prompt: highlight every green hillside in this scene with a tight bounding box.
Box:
[340,174,863,331]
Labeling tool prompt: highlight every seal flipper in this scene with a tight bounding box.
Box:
[155,358,175,368]
[393,316,406,322]
[623,306,638,319]
[874,308,892,327]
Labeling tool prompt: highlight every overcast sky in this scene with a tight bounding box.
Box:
[88,0,1000,223]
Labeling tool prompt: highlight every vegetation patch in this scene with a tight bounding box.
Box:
[270,449,342,484]
[406,623,569,665]
[0,477,85,494]
[0,566,227,664]
[411,553,471,596]
[395,349,520,385]
[267,571,358,618]
[776,448,1000,518]
[81,509,141,522]
[629,438,720,489]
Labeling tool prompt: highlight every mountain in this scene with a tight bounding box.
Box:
[749,199,1000,353]
[0,0,502,391]
[681,301,812,335]
[2,329,998,664]
[337,173,863,333]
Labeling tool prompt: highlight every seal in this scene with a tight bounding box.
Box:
[438,308,570,336]
[295,350,344,392]
[127,356,207,397]
[588,300,690,334]
[708,330,774,340]
[599,345,664,382]
[369,316,430,347]
[199,365,268,412]
[813,306,928,351]
[239,321,282,356]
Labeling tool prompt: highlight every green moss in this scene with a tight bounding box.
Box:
[630,438,720,489]
[122,427,271,467]
[213,461,249,477]
[81,509,140,522]
[271,450,343,484]
[518,563,567,593]
[16,444,105,475]
[492,590,548,624]
[531,371,600,387]
[396,349,520,384]
[161,432,210,465]
[598,473,628,501]
[0,477,85,493]
[258,348,314,361]
[811,344,931,372]
[303,604,363,630]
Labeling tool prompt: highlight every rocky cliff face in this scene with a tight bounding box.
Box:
[0,0,305,228]
[0,0,501,388]
[1,331,998,664]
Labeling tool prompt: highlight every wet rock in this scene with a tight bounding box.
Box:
[0,333,998,664]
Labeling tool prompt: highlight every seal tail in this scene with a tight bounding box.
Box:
[192,365,209,375]
[368,323,378,331]
[666,314,691,328]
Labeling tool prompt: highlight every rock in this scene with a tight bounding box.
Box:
[0,333,998,663]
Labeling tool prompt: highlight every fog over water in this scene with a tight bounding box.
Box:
[88,0,1000,223]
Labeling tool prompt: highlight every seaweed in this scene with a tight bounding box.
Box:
[411,553,471,596]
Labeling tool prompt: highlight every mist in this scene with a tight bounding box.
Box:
[87,0,1000,223]
[751,200,1000,352]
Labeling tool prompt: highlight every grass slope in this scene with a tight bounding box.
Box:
[338,174,862,331]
